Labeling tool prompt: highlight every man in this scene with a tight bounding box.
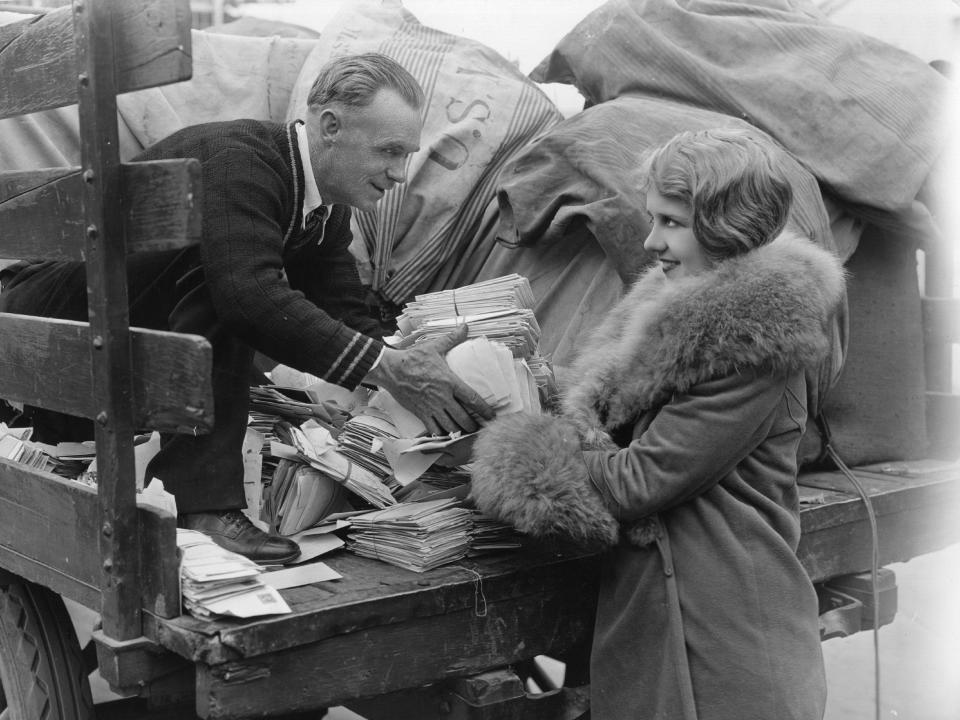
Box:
[0,53,492,563]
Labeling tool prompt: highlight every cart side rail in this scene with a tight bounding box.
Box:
[0,0,208,641]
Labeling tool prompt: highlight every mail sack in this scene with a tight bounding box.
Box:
[495,96,836,282]
[530,0,950,214]
[286,0,562,307]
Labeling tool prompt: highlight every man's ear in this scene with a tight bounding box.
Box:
[316,107,340,146]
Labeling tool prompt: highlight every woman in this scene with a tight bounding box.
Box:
[470,128,844,719]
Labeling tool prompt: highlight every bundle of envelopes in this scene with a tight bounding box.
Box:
[177,529,290,619]
[388,275,542,359]
[273,419,396,510]
[0,425,54,472]
[263,458,352,537]
[336,413,402,493]
[446,336,541,415]
[469,512,525,555]
[346,498,474,573]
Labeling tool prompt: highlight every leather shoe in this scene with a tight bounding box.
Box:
[180,510,300,564]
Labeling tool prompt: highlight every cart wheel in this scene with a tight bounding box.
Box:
[0,571,95,720]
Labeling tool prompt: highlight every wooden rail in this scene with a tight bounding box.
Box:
[0,0,207,641]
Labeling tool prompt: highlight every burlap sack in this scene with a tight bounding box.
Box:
[285,0,562,306]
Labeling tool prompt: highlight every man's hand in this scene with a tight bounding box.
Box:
[366,324,495,435]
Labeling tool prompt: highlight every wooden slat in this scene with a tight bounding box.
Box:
[77,0,143,643]
[0,313,213,434]
[0,160,202,260]
[0,0,192,120]
[922,296,960,346]
[73,0,148,640]
[797,467,960,582]
[143,547,598,666]
[0,459,181,616]
[194,581,597,718]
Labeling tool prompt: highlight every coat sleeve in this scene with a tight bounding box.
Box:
[583,370,799,522]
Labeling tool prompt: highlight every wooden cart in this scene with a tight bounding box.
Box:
[0,2,958,719]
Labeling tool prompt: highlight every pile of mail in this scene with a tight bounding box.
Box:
[262,458,352,537]
[346,498,474,573]
[469,513,524,555]
[0,425,53,472]
[178,529,290,620]
[388,275,542,360]
[263,420,396,534]
[248,273,555,552]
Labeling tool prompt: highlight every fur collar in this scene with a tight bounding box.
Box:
[562,233,845,436]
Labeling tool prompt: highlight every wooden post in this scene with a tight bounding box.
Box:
[73,0,142,640]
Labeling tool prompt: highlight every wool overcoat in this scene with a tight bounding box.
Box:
[471,233,846,720]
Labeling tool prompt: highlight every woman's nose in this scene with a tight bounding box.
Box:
[643,229,662,253]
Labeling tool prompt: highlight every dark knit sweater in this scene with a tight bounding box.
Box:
[136,119,383,389]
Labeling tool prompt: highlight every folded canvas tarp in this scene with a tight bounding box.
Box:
[531,0,951,216]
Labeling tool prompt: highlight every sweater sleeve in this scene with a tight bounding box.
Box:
[583,370,796,521]
[199,142,382,389]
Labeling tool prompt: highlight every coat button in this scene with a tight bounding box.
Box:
[664,566,674,577]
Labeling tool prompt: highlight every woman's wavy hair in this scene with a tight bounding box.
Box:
[642,128,794,262]
[306,52,424,111]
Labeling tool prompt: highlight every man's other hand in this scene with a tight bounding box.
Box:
[366,324,495,435]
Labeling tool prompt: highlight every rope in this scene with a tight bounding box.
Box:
[817,413,882,720]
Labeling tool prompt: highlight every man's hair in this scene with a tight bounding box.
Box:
[643,128,793,262]
[306,52,424,110]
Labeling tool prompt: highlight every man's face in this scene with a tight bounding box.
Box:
[309,88,422,213]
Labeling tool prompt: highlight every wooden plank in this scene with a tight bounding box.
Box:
[0,160,202,260]
[0,314,214,434]
[797,470,960,581]
[194,581,598,719]
[0,458,101,609]
[140,500,182,619]
[94,630,193,691]
[0,0,192,120]
[146,548,599,665]
[76,0,143,642]
[0,459,181,616]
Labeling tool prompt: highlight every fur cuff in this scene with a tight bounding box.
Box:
[469,412,619,550]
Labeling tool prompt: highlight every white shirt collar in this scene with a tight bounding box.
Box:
[296,122,323,228]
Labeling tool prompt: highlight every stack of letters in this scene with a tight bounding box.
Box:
[0,425,53,472]
[263,458,351,537]
[346,498,474,572]
[388,275,542,359]
[469,512,524,555]
[178,529,290,619]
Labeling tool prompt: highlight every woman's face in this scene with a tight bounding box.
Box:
[643,189,712,280]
